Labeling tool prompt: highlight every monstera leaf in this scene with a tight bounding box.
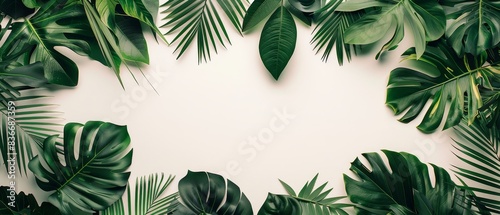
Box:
[101,173,179,215]
[441,0,500,56]
[258,174,350,215]
[344,150,473,214]
[386,40,500,133]
[336,0,446,59]
[173,171,253,215]
[28,121,133,214]
[0,186,61,215]
[311,0,364,64]
[259,6,297,80]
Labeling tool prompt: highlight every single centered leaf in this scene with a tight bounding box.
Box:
[0,186,61,215]
[242,0,281,32]
[28,121,133,214]
[173,171,253,215]
[259,6,297,80]
[442,0,500,56]
[386,40,499,133]
[339,0,445,59]
[344,150,473,214]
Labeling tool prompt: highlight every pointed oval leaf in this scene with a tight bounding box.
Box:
[259,6,297,80]
[28,121,133,214]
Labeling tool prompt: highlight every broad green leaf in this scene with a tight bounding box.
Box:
[28,121,133,214]
[96,0,119,29]
[0,62,47,87]
[119,0,167,43]
[311,0,364,64]
[0,0,89,86]
[173,171,253,215]
[453,119,500,213]
[161,0,236,63]
[257,194,301,215]
[259,6,297,80]
[0,86,61,176]
[386,40,499,133]
[284,0,312,26]
[0,0,34,19]
[338,0,445,59]
[0,186,61,215]
[442,0,500,56]
[114,14,149,63]
[344,150,473,214]
[101,173,179,215]
[242,0,280,32]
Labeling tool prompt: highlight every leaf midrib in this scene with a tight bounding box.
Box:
[272,1,285,73]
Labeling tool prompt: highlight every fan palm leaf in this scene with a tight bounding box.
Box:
[101,173,179,215]
[160,0,248,63]
[453,119,500,213]
[311,0,364,64]
[0,85,61,176]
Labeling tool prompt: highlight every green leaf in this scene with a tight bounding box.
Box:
[288,0,322,13]
[338,0,446,59]
[28,121,133,214]
[101,173,179,215]
[118,0,167,43]
[0,62,48,87]
[242,0,280,32]
[0,186,61,215]
[386,40,499,133]
[311,0,364,64]
[453,119,500,213]
[0,0,89,86]
[345,150,473,214]
[173,170,253,215]
[161,0,237,63]
[0,86,61,176]
[259,6,297,80]
[113,13,150,63]
[216,0,249,33]
[442,0,500,56]
[257,194,301,215]
[0,0,34,19]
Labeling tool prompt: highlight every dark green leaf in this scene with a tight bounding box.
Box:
[173,170,253,215]
[28,121,133,214]
[386,40,499,133]
[259,6,297,80]
[288,0,322,13]
[0,0,34,19]
[242,0,280,32]
[119,0,167,43]
[344,150,473,214]
[257,194,301,215]
[337,0,446,59]
[0,186,61,215]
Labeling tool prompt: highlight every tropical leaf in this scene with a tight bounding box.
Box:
[101,173,179,215]
[386,40,500,133]
[242,0,281,32]
[258,174,350,215]
[311,0,364,64]
[173,170,253,215]
[453,119,500,213]
[441,0,500,56]
[0,186,61,215]
[288,0,322,13]
[0,86,61,176]
[336,0,446,59]
[0,0,90,86]
[344,150,473,214]
[160,0,247,63]
[259,6,297,80]
[0,0,34,19]
[28,121,133,214]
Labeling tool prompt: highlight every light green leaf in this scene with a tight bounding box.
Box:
[259,6,297,80]
[28,121,133,214]
[242,0,280,32]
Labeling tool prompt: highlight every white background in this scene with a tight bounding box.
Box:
[1,7,464,213]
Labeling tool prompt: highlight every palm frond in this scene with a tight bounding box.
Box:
[101,173,179,215]
[453,119,500,213]
[311,0,363,65]
[279,174,350,214]
[160,0,247,63]
[0,85,61,176]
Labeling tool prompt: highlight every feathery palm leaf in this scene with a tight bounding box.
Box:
[453,119,500,213]
[101,173,179,215]
[160,0,247,63]
[311,0,364,64]
[0,86,61,176]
